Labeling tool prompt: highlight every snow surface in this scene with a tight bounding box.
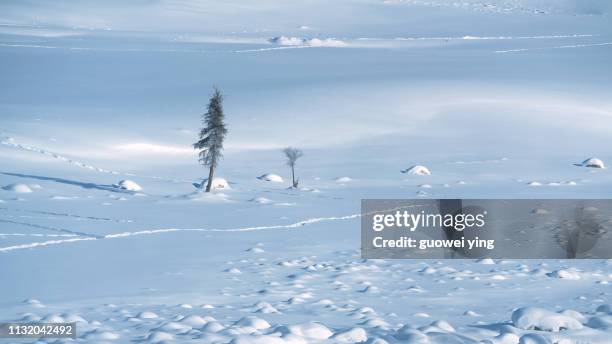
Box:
[0,0,611,343]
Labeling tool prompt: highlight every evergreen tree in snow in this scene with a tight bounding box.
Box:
[283,147,303,188]
[194,88,228,192]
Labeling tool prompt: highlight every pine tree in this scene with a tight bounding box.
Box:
[194,88,228,192]
[283,147,303,188]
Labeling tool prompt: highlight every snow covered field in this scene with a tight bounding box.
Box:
[1,0,611,343]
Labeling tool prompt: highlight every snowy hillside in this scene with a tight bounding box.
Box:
[1,0,611,343]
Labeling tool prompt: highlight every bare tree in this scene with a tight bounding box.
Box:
[193,88,228,192]
[283,147,303,188]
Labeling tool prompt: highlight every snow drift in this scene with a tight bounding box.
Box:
[577,157,605,168]
[115,180,142,192]
[257,174,283,183]
[2,183,33,193]
[194,178,230,190]
[401,165,431,176]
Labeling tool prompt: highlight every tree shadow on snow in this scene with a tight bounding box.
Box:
[1,172,133,194]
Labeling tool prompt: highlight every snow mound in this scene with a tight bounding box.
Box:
[586,316,612,330]
[257,174,284,182]
[196,178,230,190]
[246,247,265,253]
[250,197,274,204]
[147,331,173,343]
[23,299,44,307]
[225,267,242,274]
[518,333,550,344]
[308,38,347,47]
[424,320,455,332]
[334,176,352,183]
[401,165,431,176]
[277,322,333,339]
[463,310,481,317]
[269,36,346,47]
[559,309,586,323]
[512,307,583,331]
[235,316,270,330]
[254,301,279,314]
[202,321,225,332]
[180,315,208,327]
[115,179,142,191]
[229,335,286,344]
[578,157,605,168]
[83,329,120,341]
[269,36,302,45]
[157,321,191,333]
[137,311,159,319]
[331,327,367,343]
[63,313,87,323]
[42,314,64,323]
[395,326,428,341]
[2,183,32,193]
[546,269,581,280]
[596,304,612,314]
[477,258,496,265]
[531,208,549,215]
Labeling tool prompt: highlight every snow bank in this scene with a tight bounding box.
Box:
[257,174,283,182]
[401,165,431,175]
[269,36,347,47]
[2,183,32,193]
[578,157,605,168]
[115,179,142,191]
[512,307,583,331]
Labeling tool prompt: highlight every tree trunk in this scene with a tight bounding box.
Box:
[205,163,215,192]
[291,165,295,188]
